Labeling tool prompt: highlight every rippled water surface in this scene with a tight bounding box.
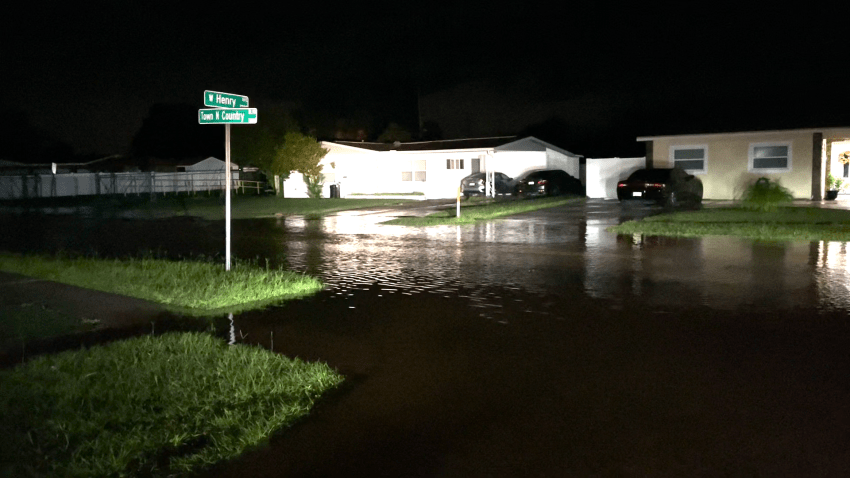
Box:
[3,199,850,476]
[263,200,850,314]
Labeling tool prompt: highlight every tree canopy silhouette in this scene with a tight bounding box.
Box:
[131,103,222,160]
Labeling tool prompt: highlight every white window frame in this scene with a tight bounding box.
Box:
[748,142,792,173]
[401,159,427,182]
[446,159,464,170]
[670,145,707,174]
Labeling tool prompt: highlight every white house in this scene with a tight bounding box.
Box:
[177,156,239,174]
[282,136,581,199]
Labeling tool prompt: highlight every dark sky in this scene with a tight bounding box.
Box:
[2,3,846,159]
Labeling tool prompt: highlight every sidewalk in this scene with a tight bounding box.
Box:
[0,271,169,331]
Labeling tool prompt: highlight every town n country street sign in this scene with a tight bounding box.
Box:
[204,90,249,108]
[198,108,258,124]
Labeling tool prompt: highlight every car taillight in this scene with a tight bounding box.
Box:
[617,182,627,187]
[645,183,665,188]
[537,180,547,185]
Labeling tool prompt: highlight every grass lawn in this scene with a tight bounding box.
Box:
[382,196,584,226]
[0,332,343,477]
[4,195,415,220]
[0,254,324,316]
[609,206,850,241]
[162,196,415,220]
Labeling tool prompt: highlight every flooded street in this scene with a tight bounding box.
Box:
[3,199,850,476]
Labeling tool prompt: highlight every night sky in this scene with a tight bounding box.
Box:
[2,3,846,162]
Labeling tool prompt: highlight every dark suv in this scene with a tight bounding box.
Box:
[514,170,584,197]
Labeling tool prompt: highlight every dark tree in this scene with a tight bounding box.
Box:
[376,122,413,143]
[130,103,223,160]
[231,104,300,172]
[419,120,443,141]
[0,108,74,163]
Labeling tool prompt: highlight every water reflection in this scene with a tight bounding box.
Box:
[3,200,850,314]
[228,313,235,345]
[583,229,822,311]
[813,241,850,310]
[276,201,850,314]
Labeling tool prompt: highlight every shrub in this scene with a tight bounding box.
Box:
[741,177,793,212]
[827,173,844,191]
[304,172,324,199]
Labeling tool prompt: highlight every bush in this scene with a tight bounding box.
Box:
[741,177,793,212]
[827,173,844,191]
[304,172,324,199]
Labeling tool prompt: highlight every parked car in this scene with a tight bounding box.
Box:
[514,169,584,197]
[616,167,703,206]
[460,172,514,197]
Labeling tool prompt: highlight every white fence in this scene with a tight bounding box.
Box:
[0,170,246,200]
[585,157,646,199]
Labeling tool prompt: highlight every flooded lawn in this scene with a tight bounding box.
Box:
[2,199,850,476]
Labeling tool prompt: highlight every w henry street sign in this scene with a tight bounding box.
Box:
[198,108,258,124]
[204,90,249,108]
[198,90,257,272]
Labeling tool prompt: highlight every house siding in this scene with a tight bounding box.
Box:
[649,131,816,200]
[289,137,581,199]
[545,148,580,179]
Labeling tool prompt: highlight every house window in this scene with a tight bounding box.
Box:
[447,159,464,169]
[401,159,427,181]
[670,145,707,173]
[749,142,791,173]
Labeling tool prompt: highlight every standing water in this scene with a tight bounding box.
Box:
[2,200,849,476]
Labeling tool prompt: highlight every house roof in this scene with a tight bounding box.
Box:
[637,126,850,142]
[495,137,581,158]
[178,157,239,170]
[332,136,519,152]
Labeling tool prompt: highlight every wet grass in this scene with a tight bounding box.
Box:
[2,195,414,220]
[348,192,424,196]
[163,196,415,220]
[0,254,324,316]
[382,196,584,226]
[610,206,850,241]
[0,331,343,477]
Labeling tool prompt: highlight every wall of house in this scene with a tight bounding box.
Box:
[545,149,581,179]
[303,150,485,199]
[650,131,816,200]
[419,151,492,198]
[306,143,577,199]
[488,151,547,179]
[585,157,646,199]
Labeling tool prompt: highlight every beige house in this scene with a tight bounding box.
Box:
[637,127,850,200]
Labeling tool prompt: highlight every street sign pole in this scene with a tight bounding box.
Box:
[198,91,254,272]
[225,123,232,271]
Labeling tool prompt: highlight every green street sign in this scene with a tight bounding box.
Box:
[198,108,258,124]
[204,90,249,108]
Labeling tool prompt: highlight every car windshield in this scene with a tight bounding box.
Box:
[628,169,672,182]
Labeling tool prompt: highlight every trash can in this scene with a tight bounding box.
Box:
[329,184,340,198]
